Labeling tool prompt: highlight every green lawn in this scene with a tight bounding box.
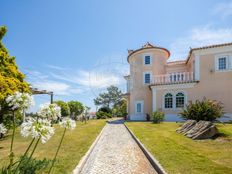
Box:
[125,122,232,174]
[0,119,106,174]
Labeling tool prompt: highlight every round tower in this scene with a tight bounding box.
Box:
[127,42,170,120]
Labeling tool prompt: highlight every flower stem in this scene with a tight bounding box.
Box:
[15,138,35,172]
[8,111,16,173]
[28,137,40,160]
[48,128,66,174]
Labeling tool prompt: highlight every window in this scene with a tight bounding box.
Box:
[176,92,185,108]
[218,57,227,70]
[144,55,151,65]
[144,73,151,84]
[135,101,143,113]
[136,103,142,113]
[164,93,173,108]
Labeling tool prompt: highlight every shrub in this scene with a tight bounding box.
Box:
[96,111,112,119]
[98,107,111,113]
[180,98,223,121]
[152,111,164,123]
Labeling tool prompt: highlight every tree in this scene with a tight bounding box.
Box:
[112,99,127,117]
[54,101,70,117]
[67,101,84,120]
[93,85,122,108]
[0,26,30,122]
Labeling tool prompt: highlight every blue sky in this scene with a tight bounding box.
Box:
[1,0,232,112]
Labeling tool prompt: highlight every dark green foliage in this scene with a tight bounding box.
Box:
[180,98,223,121]
[98,107,111,113]
[96,111,112,119]
[16,155,51,174]
[54,101,70,117]
[152,111,165,123]
[94,85,122,108]
[112,99,127,117]
[0,155,51,174]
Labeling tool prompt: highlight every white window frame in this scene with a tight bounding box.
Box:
[135,100,144,114]
[163,92,174,109]
[215,54,231,72]
[162,91,187,110]
[175,92,185,109]
[143,54,152,65]
[143,71,152,85]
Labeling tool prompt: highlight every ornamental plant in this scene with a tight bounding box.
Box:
[37,103,61,120]
[0,26,30,123]
[152,111,165,123]
[180,98,224,121]
[0,123,7,138]
[4,92,34,173]
[1,91,78,174]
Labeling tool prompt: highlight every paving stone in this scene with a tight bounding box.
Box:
[79,120,157,174]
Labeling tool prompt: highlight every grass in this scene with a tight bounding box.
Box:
[0,119,106,174]
[125,122,232,174]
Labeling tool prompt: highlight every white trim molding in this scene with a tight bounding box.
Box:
[152,88,157,112]
[150,82,196,91]
[194,54,200,81]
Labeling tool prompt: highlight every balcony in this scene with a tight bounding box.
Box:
[152,72,196,85]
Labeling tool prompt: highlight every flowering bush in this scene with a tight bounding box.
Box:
[2,91,78,174]
[21,118,55,144]
[37,103,61,120]
[5,92,34,111]
[0,123,7,134]
[59,117,76,130]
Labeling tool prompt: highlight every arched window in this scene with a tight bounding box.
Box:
[176,92,185,108]
[164,93,173,108]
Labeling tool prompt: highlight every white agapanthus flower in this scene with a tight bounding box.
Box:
[37,103,61,120]
[0,123,7,134]
[21,118,55,144]
[59,117,76,130]
[6,92,34,110]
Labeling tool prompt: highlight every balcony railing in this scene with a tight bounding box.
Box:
[153,72,195,85]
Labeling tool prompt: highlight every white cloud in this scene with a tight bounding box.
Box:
[212,1,232,19]
[26,69,85,96]
[49,62,128,90]
[170,25,232,60]
[24,60,129,96]
[44,64,69,70]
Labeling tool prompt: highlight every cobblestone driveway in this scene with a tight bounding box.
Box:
[79,120,157,174]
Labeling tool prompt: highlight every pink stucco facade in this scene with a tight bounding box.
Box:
[124,42,232,121]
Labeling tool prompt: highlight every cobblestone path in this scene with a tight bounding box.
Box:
[79,120,157,174]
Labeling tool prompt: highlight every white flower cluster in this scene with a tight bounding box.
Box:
[6,92,34,110]
[0,123,7,134]
[59,117,76,130]
[21,118,55,144]
[37,103,61,120]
